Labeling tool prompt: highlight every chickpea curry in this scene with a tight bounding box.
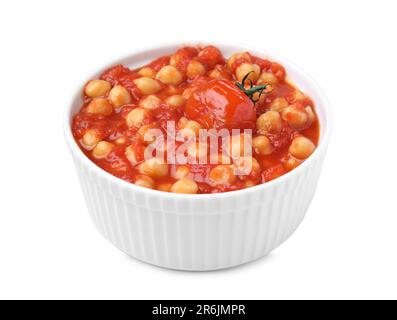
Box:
[72,45,320,194]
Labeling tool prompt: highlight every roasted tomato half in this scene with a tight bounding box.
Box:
[184,79,257,130]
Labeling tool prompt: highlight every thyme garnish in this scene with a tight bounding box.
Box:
[235,71,271,103]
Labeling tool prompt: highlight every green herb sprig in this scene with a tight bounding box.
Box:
[235,72,271,103]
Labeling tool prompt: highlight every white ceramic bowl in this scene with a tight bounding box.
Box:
[64,43,332,271]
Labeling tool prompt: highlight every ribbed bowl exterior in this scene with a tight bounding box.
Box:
[71,148,326,271]
[65,43,331,271]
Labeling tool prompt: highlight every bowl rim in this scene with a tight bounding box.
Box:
[63,41,332,200]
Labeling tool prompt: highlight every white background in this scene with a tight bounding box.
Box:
[0,0,396,300]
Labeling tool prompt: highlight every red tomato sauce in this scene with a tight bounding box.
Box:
[72,45,320,194]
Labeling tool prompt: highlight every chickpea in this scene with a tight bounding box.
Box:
[156,65,183,85]
[137,158,169,178]
[165,94,185,108]
[126,107,151,128]
[177,118,191,131]
[244,180,256,188]
[281,105,309,130]
[257,72,278,85]
[305,106,316,123]
[289,136,315,159]
[270,97,289,112]
[133,77,161,95]
[235,63,261,82]
[227,52,251,69]
[134,175,154,189]
[252,90,266,104]
[108,85,131,108]
[186,60,206,79]
[252,135,274,156]
[165,85,179,95]
[139,95,161,110]
[207,65,231,80]
[208,68,222,79]
[250,157,261,177]
[137,124,157,144]
[174,165,190,180]
[170,178,198,194]
[178,117,202,138]
[115,136,127,145]
[138,67,155,78]
[283,155,302,172]
[81,129,100,150]
[291,90,306,102]
[182,87,196,100]
[157,183,173,192]
[234,156,261,178]
[170,47,199,69]
[256,111,282,134]
[169,55,178,67]
[85,80,111,98]
[92,141,113,159]
[86,98,113,115]
[209,165,237,186]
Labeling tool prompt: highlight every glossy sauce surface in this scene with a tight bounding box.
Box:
[72,45,320,194]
